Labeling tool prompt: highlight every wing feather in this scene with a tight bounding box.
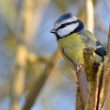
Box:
[79,30,98,50]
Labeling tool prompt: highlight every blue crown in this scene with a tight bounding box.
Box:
[55,13,72,24]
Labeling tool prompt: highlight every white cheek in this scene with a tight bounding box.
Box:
[57,23,79,37]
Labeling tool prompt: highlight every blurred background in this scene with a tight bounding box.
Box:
[0,0,110,110]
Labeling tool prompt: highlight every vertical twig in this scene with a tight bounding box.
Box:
[86,0,94,33]
[102,25,110,110]
[95,24,110,110]
[83,48,99,110]
[107,24,110,53]
[95,63,104,110]
[76,67,88,106]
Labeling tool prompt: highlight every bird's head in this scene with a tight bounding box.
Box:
[50,13,84,40]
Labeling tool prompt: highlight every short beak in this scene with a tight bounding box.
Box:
[50,29,56,33]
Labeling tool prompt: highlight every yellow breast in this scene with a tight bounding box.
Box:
[58,33,86,67]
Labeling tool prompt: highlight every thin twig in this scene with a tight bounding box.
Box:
[107,24,110,53]
[86,0,94,33]
[98,63,110,110]
[99,24,110,110]
[95,63,104,110]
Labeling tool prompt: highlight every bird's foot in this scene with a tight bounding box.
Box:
[76,65,83,73]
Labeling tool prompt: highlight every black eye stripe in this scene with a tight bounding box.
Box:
[56,20,79,30]
[56,19,84,40]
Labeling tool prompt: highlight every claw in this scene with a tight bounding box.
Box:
[76,65,83,73]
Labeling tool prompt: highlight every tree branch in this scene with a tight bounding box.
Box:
[22,50,60,110]
[83,48,99,110]
[76,66,88,106]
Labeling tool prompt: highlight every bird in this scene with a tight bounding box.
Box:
[50,13,106,71]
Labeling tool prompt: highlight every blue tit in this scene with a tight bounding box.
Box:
[50,13,106,71]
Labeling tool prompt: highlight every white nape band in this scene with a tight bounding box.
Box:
[54,16,78,29]
[62,16,78,25]
[96,45,102,49]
